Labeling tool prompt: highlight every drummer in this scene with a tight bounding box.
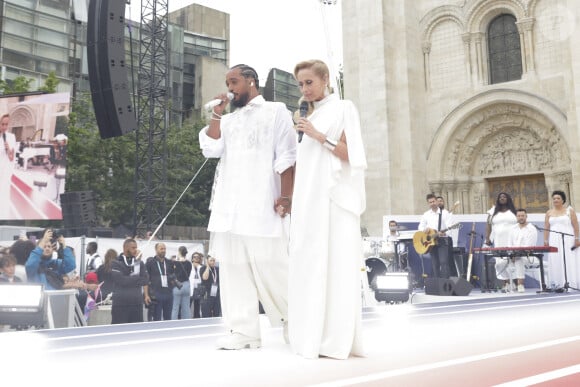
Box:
[387,220,400,240]
[387,220,407,270]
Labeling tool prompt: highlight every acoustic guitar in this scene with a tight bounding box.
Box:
[413,223,462,254]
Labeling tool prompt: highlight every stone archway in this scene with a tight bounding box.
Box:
[9,106,36,141]
[427,89,570,213]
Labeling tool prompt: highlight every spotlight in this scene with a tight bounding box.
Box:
[372,273,411,303]
[0,284,46,328]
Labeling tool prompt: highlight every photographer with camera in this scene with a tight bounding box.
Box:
[25,228,76,290]
[144,242,175,321]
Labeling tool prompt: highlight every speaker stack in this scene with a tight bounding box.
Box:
[60,191,97,236]
[87,0,136,139]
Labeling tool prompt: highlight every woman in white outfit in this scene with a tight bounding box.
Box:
[0,114,15,218]
[485,192,517,291]
[544,190,580,288]
[288,59,367,359]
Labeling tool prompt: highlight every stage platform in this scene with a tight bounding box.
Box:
[2,288,580,386]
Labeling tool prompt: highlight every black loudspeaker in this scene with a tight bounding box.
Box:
[449,276,473,296]
[60,191,97,228]
[425,278,454,296]
[88,0,136,138]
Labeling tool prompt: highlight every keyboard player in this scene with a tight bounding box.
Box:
[497,208,538,292]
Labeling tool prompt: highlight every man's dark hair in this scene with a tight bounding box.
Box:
[10,239,36,265]
[231,64,259,89]
[87,241,98,254]
[516,208,527,213]
[426,193,436,201]
[123,238,136,249]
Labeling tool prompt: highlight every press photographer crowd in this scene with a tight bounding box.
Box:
[0,228,218,329]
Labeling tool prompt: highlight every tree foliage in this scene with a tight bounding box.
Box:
[66,93,215,229]
[165,119,217,227]
[38,71,60,93]
[66,93,136,226]
[0,76,33,95]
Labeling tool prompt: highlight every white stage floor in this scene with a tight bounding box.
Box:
[2,289,580,386]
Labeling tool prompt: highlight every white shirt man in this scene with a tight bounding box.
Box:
[199,64,296,350]
[496,209,538,292]
[418,194,455,278]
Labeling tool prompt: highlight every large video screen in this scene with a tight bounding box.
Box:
[0,92,70,220]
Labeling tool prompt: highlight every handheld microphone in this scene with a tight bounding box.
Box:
[298,101,308,143]
[572,246,578,251]
[204,92,234,111]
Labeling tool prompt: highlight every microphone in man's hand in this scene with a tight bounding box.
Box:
[298,101,309,143]
[572,246,578,251]
[204,92,234,111]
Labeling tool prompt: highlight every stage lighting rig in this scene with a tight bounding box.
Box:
[0,284,46,329]
[372,273,411,304]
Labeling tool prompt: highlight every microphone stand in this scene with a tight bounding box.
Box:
[535,226,579,292]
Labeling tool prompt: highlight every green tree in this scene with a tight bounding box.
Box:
[0,76,33,95]
[165,118,217,226]
[66,93,215,229]
[66,93,137,227]
[38,71,60,93]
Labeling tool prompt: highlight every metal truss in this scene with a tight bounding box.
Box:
[134,0,169,237]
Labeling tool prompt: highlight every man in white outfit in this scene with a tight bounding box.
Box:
[498,208,538,292]
[199,64,296,350]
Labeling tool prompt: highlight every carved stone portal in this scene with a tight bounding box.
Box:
[431,102,570,213]
[444,103,569,178]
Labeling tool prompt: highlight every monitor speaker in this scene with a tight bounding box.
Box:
[87,0,136,138]
[449,276,473,296]
[424,277,454,296]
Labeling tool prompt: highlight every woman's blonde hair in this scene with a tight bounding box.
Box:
[292,59,333,123]
[293,59,329,80]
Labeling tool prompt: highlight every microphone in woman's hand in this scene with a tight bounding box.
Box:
[298,101,308,143]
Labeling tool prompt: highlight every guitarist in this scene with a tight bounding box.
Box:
[419,194,455,279]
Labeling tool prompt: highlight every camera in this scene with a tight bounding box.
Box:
[168,274,183,290]
[49,229,63,244]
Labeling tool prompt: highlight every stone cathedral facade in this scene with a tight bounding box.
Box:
[342,0,580,235]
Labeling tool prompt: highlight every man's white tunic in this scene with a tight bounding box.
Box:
[199,96,296,338]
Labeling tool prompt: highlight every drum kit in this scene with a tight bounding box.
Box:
[363,226,412,286]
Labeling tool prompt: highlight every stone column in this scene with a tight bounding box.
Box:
[457,183,470,214]
[461,33,473,87]
[516,18,535,75]
[473,32,485,85]
[422,41,431,91]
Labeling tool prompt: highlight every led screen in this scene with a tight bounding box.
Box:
[0,92,70,220]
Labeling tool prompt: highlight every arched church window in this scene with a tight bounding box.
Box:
[488,14,522,84]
